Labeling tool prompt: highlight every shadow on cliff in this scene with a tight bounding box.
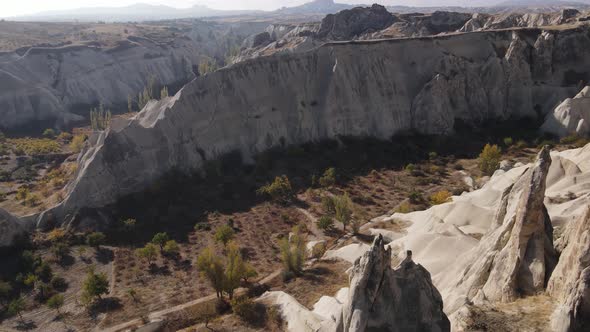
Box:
[99,116,552,246]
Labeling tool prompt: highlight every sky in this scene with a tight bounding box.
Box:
[2,0,478,17]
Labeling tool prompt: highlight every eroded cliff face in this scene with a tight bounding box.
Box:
[28,26,590,229]
[0,21,267,132]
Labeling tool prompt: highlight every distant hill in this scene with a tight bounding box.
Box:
[275,0,354,15]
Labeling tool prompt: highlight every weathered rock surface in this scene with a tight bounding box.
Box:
[339,235,450,332]
[23,26,590,229]
[317,4,398,41]
[547,206,590,332]
[442,147,557,312]
[0,208,25,247]
[460,10,583,33]
[542,86,590,137]
[0,21,266,132]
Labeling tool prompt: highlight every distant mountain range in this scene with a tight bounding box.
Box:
[6,0,590,22]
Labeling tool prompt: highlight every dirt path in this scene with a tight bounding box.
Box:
[99,269,282,332]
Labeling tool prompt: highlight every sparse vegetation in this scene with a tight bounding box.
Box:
[334,193,353,232]
[151,232,169,252]
[196,247,225,298]
[70,134,87,153]
[256,175,293,204]
[214,225,234,247]
[46,293,64,314]
[317,216,334,231]
[8,138,60,155]
[135,243,158,266]
[478,144,502,176]
[503,137,513,147]
[279,225,306,277]
[90,103,112,131]
[81,267,109,304]
[86,232,106,248]
[163,240,180,256]
[430,190,452,205]
[319,167,336,187]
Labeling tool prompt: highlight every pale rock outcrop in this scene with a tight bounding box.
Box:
[0,208,25,247]
[542,86,590,137]
[339,235,450,332]
[547,206,590,332]
[441,147,557,312]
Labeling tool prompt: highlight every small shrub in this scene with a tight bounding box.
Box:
[256,175,293,204]
[9,138,60,155]
[317,216,334,231]
[70,134,87,153]
[515,140,528,149]
[311,242,327,259]
[86,232,106,248]
[163,240,180,255]
[428,151,438,160]
[16,187,30,201]
[405,163,415,173]
[43,129,56,138]
[478,144,502,176]
[50,242,70,261]
[24,193,40,207]
[214,225,234,247]
[321,196,336,215]
[231,296,261,323]
[503,137,513,146]
[430,190,452,205]
[81,267,109,304]
[50,276,68,292]
[56,132,73,142]
[395,201,412,213]
[46,294,64,314]
[319,167,336,187]
[408,191,423,204]
[135,243,158,265]
[194,222,211,231]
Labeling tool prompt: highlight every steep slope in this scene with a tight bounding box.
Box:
[18,26,590,232]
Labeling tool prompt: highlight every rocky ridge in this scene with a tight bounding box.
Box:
[15,25,590,236]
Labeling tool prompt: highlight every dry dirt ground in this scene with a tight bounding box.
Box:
[1,122,587,331]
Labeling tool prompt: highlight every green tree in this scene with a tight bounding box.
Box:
[86,232,105,248]
[135,243,158,266]
[334,193,353,232]
[256,175,293,204]
[89,103,112,131]
[160,86,169,98]
[214,225,234,247]
[279,225,306,276]
[478,144,502,176]
[197,247,225,298]
[241,263,258,283]
[46,294,64,315]
[224,242,244,299]
[81,267,109,303]
[151,232,169,252]
[319,167,336,187]
[8,297,25,322]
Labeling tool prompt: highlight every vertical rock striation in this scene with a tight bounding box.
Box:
[340,235,450,332]
[547,206,590,332]
[442,147,557,312]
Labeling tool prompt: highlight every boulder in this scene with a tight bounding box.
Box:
[547,206,590,332]
[542,86,590,138]
[339,235,450,332]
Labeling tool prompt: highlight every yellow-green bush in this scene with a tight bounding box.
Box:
[429,191,452,205]
[478,144,502,176]
[8,138,60,156]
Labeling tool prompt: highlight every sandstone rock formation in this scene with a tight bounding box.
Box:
[0,208,25,247]
[547,206,590,332]
[542,86,590,137]
[30,26,590,229]
[339,235,450,332]
[442,147,557,312]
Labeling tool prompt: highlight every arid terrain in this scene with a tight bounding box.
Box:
[1,1,590,332]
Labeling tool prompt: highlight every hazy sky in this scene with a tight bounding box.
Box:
[3,0,478,17]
